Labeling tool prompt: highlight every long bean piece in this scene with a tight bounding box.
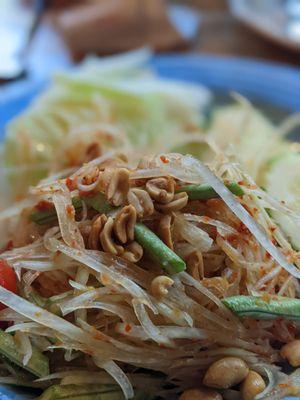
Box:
[134,223,186,274]
[30,193,112,225]
[37,384,155,400]
[176,182,244,200]
[37,384,124,400]
[0,329,49,377]
[223,295,300,320]
[27,291,61,316]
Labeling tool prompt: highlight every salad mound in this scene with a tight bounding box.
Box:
[0,50,300,400]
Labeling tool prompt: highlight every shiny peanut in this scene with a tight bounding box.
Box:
[150,275,174,298]
[186,250,204,281]
[146,177,174,204]
[87,214,107,250]
[241,370,266,400]
[203,357,249,389]
[156,192,188,213]
[179,387,222,400]
[100,217,123,255]
[157,214,173,249]
[127,188,154,218]
[113,205,136,244]
[122,241,143,263]
[106,167,130,206]
[280,339,300,367]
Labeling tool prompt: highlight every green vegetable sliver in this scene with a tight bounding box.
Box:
[0,329,49,378]
[44,394,122,400]
[134,223,186,274]
[223,295,300,320]
[83,193,113,214]
[37,384,155,400]
[26,291,61,316]
[30,197,83,225]
[30,193,112,225]
[37,384,123,400]
[176,182,244,200]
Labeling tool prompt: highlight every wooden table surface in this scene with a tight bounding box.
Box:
[29,0,300,71]
[189,0,300,67]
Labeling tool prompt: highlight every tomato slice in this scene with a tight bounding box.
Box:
[0,259,17,310]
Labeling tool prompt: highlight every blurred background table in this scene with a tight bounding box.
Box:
[190,0,300,66]
[1,0,300,90]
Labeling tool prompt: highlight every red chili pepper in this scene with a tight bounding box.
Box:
[79,190,96,198]
[35,200,53,212]
[66,177,76,191]
[0,259,17,311]
[1,240,13,253]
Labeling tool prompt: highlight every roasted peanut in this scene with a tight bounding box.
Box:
[150,275,174,298]
[157,214,173,249]
[202,277,229,299]
[113,205,136,244]
[241,370,266,400]
[281,339,300,366]
[106,168,130,206]
[80,221,92,247]
[146,177,174,204]
[186,250,204,281]
[123,241,143,263]
[100,217,123,255]
[127,188,154,218]
[203,357,249,389]
[81,166,100,186]
[179,387,222,400]
[87,214,107,250]
[156,192,188,213]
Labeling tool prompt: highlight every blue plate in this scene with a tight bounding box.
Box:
[0,54,299,399]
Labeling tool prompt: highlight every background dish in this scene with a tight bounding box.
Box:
[0,54,299,399]
[1,54,300,138]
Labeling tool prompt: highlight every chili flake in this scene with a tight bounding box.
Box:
[66,204,75,217]
[160,155,169,164]
[66,177,76,191]
[279,383,289,389]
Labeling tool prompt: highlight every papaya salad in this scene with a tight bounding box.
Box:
[0,50,300,400]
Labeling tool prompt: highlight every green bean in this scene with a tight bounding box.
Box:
[176,182,244,200]
[83,192,113,214]
[30,208,60,226]
[37,384,124,400]
[37,384,155,400]
[0,329,49,378]
[30,197,82,225]
[26,291,61,316]
[223,295,300,320]
[30,193,112,225]
[134,223,186,274]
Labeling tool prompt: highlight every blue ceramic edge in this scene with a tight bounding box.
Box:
[151,54,300,112]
